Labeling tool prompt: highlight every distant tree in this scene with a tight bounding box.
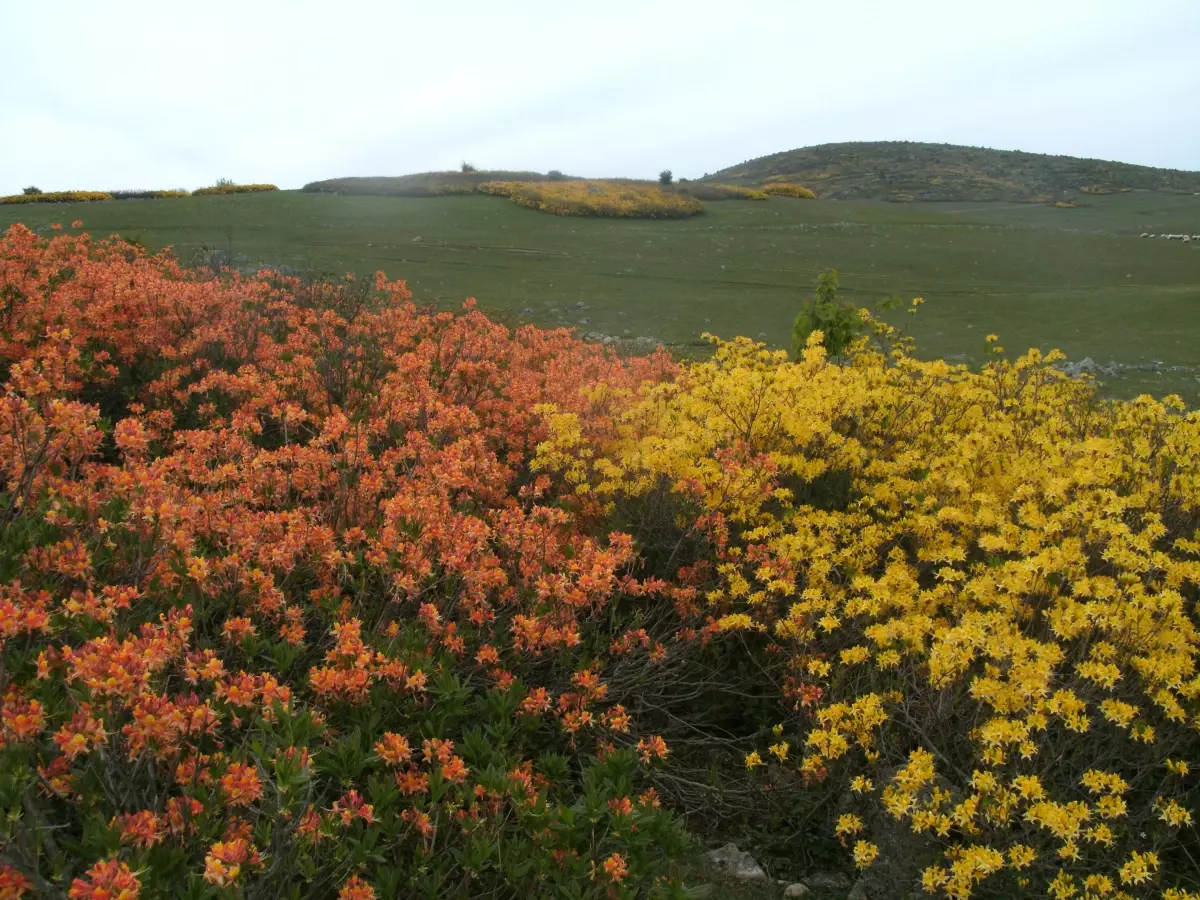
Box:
[658,170,673,186]
[791,269,864,361]
[214,178,235,187]
[547,169,565,180]
[22,186,42,195]
[461,161,477,174]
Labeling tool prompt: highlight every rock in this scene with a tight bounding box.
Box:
[847,879,871,900]
[411,236,422,242]
[707,843,768,882]
[804,871,852,890]
[1061,356,1097,377]
[783,883,812,898]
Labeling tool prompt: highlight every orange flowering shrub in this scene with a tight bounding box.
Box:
[0,223,695,898]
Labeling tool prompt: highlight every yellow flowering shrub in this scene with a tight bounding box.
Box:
[683,183,771,201]
[191,183,279,196]
[761,183,817,199]
[477,179,704,218]
[535,322,1200,896]
[0,191,113,204]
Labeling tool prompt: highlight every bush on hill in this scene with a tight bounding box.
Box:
[191,183,279,196]
[108,190,190,200]
[0,191,113,204]
[681,183,769,201]
[479,179,704,218]
[762,182,816,199]
[1,223,1198,898]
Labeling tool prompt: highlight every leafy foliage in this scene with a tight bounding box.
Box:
[790,269,866,360]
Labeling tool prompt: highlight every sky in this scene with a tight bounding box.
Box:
[2,0,1199,195]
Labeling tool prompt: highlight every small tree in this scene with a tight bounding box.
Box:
[22,186,42,195]
[214,178,235,187]
[791,269,864,361]
[461,161,477,174]
[658,170,673,186]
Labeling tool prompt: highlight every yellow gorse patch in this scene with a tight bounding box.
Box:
[534,321,1200,897]
[478,179,704,218]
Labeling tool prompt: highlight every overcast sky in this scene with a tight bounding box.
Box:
[2,0,1198,195]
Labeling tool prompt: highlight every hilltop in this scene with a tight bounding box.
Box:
[302,169,566,197]
[704,141,1200,202]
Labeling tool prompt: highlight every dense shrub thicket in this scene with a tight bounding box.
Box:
[680,184,770,201]
[478,180,704,218]
[0,191,114,205]
[1,223,1198,899]
[191,184,279,196]
[108,190,190,201]
[762,183,817,199]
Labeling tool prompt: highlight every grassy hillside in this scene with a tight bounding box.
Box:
[302,169,564,196]
[706,141,1200,202]
[3,188,1198,402]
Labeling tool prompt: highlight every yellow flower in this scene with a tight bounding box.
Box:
[768,742,789,762]
[850,776,874,794]
[852,841,879,869]
[1118,850,1158,885]
[1166,759,1190,777]
[835,813,864,839]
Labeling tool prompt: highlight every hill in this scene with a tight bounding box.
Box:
[705,141,1200,202]
[302,169,566,197]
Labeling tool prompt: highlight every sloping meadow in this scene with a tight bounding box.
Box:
[1,224,1198,899]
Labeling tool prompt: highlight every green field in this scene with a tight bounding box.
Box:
[4,189,1198,402]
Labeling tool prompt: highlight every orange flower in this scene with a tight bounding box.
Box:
[338,875,376,900]
[374,732,412,765]
[601,853,628,883]
[203,838,259,886]
[68,858,140,899]
[219,762,262,807]
[0,865,32,899]
[112,810,163,849]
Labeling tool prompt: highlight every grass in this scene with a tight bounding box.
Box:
[4,188,1198,402]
